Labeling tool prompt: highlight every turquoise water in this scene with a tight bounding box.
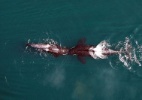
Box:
[1,0,142,100]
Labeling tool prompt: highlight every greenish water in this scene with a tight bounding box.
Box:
[1,0,142,100]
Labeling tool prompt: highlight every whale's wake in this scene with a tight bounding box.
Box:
[119,37,141,68]
[109,36,142,74]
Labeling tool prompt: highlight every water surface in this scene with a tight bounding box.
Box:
[1,0,142,100]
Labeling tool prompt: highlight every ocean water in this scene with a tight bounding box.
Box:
[1,0,142,100]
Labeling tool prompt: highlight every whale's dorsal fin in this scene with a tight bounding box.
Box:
[77,55,86,64]
[77,38,86,46]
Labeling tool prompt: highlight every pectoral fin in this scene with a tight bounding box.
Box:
[52,53,60,57]
[77,38,86,46]
[77,56,86,64]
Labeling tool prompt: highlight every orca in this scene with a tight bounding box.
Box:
[68,39,125,63]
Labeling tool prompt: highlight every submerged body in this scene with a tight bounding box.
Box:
[69,45,92,56]
[68,44,93,63]
[26,43,69,57]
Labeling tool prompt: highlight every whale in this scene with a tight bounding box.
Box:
[26,43,69,57]
[68,39,124,63]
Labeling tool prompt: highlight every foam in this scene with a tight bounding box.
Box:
[89,41,109,59]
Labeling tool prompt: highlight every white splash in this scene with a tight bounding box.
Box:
[5,76,9,86]
[112,37,142,70]
[89,41,111,59]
